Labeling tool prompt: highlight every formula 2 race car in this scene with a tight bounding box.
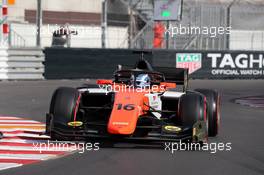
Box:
[46,53,220,143]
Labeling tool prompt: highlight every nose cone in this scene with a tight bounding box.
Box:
[107,91,146,135]
[108,121,135,135]
[107,104,140,135]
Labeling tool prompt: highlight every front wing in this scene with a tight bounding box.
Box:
[46,114,207,143]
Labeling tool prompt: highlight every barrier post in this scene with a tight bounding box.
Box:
[1,0,8,46]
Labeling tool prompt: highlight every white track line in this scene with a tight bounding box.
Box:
[0,154,56,160]
[0,129,45,132]
[0,120,41,123]
[0,145,46,151]
[0,145,77,152]
[0,163,22,171]
[0,117,22,120]
[3,133,50,138]
[0,139,48,144]
[0,124,45,126]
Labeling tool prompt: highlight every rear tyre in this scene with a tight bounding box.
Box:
[195,89,220,137]
[47,87,81,140]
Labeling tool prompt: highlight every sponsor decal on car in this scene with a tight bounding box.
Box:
[146,93,162,119]
[112,122,129,126]
[164,125,182,132]
[67,121,83,127]
[176,53,202,74]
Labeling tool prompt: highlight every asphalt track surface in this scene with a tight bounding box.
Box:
[0,79,264,175]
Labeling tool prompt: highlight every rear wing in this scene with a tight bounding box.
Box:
[154,67,189,91]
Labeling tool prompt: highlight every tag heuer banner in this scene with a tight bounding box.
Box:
[152,50,264,79]
[176,53,202,74]
[174,51,264,79]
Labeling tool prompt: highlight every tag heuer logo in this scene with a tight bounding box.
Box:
[176,53,202,74]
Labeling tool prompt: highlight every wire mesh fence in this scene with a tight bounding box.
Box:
[132,0,264,51]
[4,0,264,50]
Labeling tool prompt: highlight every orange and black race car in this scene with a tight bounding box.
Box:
[46,53,220,143]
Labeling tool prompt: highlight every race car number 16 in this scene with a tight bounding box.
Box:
[116,104,135,111]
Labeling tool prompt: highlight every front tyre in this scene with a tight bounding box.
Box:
[178,92,207,143]
[195,89,220,137]
[47,87,81,140]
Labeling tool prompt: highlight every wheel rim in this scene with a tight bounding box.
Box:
[216,94,221,134]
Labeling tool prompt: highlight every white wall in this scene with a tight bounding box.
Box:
[8,0,129,48]
[230,30,264,50]
[9,0,101,22]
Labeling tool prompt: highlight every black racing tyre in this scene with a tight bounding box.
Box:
[195,89,220,137]
[178,92,206,127]
[48,87,81,139]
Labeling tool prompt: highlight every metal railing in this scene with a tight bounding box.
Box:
[8,27,26,48]
[120,0,154,49]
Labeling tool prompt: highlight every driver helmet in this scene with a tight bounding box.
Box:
[135,74,150,88]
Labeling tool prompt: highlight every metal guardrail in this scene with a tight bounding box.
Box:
[0,47,44,80]
[120,0,153,22]
[120,0,154,49]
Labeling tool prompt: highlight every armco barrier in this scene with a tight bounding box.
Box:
[44,48,152,79]
[0,47,44,80]
[44,48,264,79]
